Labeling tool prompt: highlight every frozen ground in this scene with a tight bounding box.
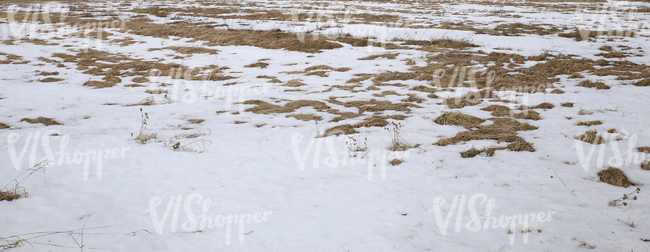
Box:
[1,0,650,251]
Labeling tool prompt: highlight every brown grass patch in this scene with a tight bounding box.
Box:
[133,77,149,83]
[513,110,542,120]
[243,100,329,114]
[359,53,399,60]
[568,72,584,79]
[245,61,269,69]
[641,160,650,170]
[84,80,116,88]
[0,122,9,129]
[324,124,357,137]
[576,130,605,144]
[550,89,565,94]
[633,79,650,87]
[461,146,482,158]
[436,117,537,146]
[126,18,342,53]
[401,94,424,103]
[282,80,307,87]
[20,117,61,126]
[188,119,205,124]
[287,113,322,121]
[149,46,219,55]
[389,159,403,166]
[533,102,554,109]
[561,102,574,107]
[578,80,610,89]
[0,189,22,202]
[404,37,478,50]
[38,71,59,76]
[597,167,635,188]
[39,77,64,82]
[507,138,535,152]
[637,147,650,154]
[434,112,485,128]
[576,120,602,126]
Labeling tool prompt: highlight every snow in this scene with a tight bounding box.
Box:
[1,0,650,251]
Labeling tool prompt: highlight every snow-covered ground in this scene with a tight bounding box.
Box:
[1,0,650,251]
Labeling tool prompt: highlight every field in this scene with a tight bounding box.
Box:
[1,0,650,251]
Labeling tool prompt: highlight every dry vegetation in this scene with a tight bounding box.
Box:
[598,167,635,188]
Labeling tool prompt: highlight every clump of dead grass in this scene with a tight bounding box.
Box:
[20,117,61,126]
[533,102,554,109]
[0,122,10,129]
[507,138,535,152]
[598,167,635,188]
[323,124,357,137]
[460,146,482,158]
[578,80,610,90]
[561,102,574,107]
[188,119,205,124]
[575,120,602,126]
[435,117,537,147]
[641,160,650,171]
[38,77,64,82]
[576,130,605,144]
[434,112,485,128]
[404,37,478,50]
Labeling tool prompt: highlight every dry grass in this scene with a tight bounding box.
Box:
[359,53,399,60]
[324,124,357,137]
[243,100,329,114]
[188,119,205,124]
[0,122,9,129]
[20,117,61,126]
[642,160,650,171]
[146,89,168,94]
[38,71,59,76]
[461,146,482,158]
[507,138,535,152]
[633,79,650,87]
[637,147,650,154]
[578,80,610,90]
[0,189,22,202]
[389,159,403,166]
[561,102,574,107]
[597,167,635,188]
[404,37,478,50]
[245,61,269,68]
[576,130,605,144]
[434,112,485,128]
[38,77,64,82]
[576,120,603,126]
[133,77,149,83]
[533,102,554,109]
[84,80,117,89]
[436,117,537,147]
[126,18,341,53]
[149,46,219,55]
[287,114,322,121]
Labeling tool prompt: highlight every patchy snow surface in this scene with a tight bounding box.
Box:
[1,0,650,251]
